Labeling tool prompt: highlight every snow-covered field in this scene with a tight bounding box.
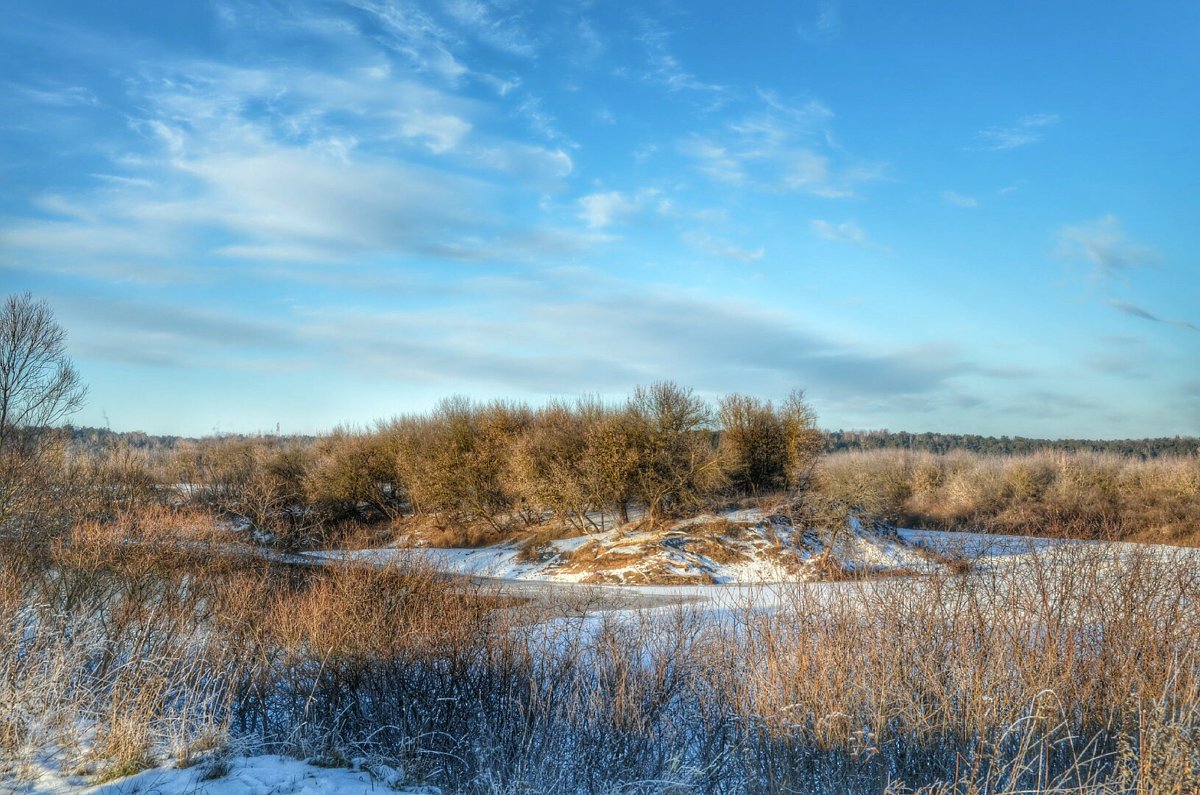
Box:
[310,510,950,585]
[4,754,426,795]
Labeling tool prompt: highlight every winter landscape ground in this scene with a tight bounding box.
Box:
[4,528,1195,795]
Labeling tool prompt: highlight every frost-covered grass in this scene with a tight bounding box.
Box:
[1,515,1197,794]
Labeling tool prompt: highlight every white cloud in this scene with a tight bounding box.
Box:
[578,191,638,229]
[683,230,764,263]
[573,18,606,65]
[811,219,867,245]
[515,94,566,142]
[782,150,837,194]
[345,0,469,84]
[399,109,472,153]
[1057,215,1159,277]
[797,1,841,42]
[680,93,883,198]
[32,193,97,223]
[942,190,978,208]
[443,0,536,57]
[19,84,99,107]
[733,91,834,153]
[0,19,590,281]
[471,143,573,180]
[576,188,667,229]
[679,136,746,185]
[977,113,1060,150]
[637,21,727,97]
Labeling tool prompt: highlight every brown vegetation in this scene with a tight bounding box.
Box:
[89,382,824,550]
[816,448,1200,545]
[1,513,1196,792]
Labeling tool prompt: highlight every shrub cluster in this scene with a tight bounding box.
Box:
[11,391,1199,551]
[815,448,1200,544]
[99,384,821,548]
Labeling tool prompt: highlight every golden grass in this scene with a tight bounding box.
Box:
[816,449,1200,544]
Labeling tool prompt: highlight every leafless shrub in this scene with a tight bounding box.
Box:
[815,448,1200,545]
[303,427,400,525]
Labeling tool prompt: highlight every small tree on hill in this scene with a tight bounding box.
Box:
[718,394,789,496]
[780,389,823,496]
[626,382,724,522]
[0,292,87,533]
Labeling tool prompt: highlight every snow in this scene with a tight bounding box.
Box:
[895,527,1062,558]
[310,510,946,586]
[4,755,435,795]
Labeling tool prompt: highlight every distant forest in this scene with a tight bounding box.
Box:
[824,429,1200,458]
[66,425,1199,459]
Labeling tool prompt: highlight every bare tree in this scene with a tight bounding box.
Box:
[0,293,87,531]
[0,292,87,454]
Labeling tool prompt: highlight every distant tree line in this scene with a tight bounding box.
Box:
[66,426,1198,461]
[823,430,1200,458]
[64,426,318,454]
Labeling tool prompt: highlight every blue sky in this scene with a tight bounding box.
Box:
[1,0,1197,437]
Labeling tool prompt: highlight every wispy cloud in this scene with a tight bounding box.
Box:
[679,92,884,198]
[942,190,978,208]
[682,230,764,263]
[811,219,867,245]
[637,19,727,97]
[513,94,567,143]
[344,0,469,84]
[679,136,747,185]
[442,0,536,58]
[977,113,1059,150]
[15,83,99,107]
[0,14,587,280]
[399,109,472,153]
[365,280,981,401]
[1057,215,1159,278]
[797,1,841,42]
[64,268,986,407]
[1107,300,1197,332]
[576,190,661,229]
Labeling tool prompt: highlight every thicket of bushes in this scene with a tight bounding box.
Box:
[815,449,1200,544]
[8,383,824,549]
[7,385,1198,550]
